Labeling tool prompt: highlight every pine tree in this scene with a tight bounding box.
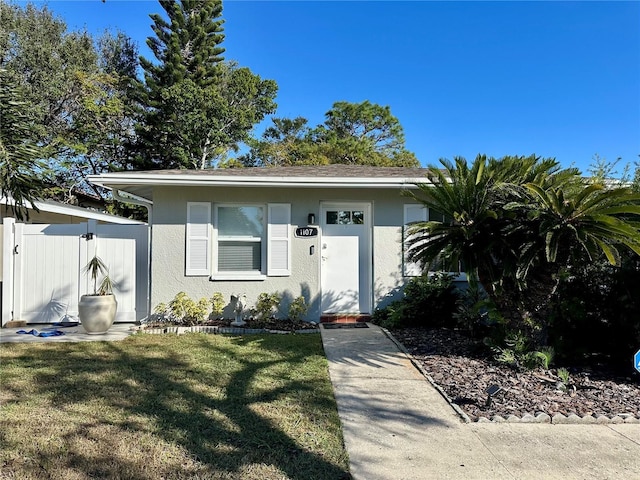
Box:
[135,0,276,170]
[140,0,225,94]
[135,0,225,169]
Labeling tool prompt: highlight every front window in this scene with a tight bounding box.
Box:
[403,204,464,276]
[326,210,365,225]
[217,206,264,273]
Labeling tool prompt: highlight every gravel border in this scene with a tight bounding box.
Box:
[382,327,640,425]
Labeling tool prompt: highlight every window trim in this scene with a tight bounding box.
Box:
[403,204,427,277]
[403,203,467,280]
[211,203,267,281]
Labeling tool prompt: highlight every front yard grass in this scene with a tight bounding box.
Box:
[0,333,349,479]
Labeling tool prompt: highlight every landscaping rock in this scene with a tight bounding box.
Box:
[552,413,568,424]
[535,413,551,423]
[519,414,536,423]
[391,328,640,423]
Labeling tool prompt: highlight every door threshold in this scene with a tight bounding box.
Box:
[322,322,369,330]
[320,313,371,324]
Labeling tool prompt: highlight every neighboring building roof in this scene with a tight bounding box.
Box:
[0,196,145,225]
[88,165,433,202]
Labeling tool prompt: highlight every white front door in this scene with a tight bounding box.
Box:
[320,203,371,314]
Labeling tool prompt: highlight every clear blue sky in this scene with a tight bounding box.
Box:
[22,1,640,173]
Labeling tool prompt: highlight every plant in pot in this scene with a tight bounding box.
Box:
[78,255,117,334]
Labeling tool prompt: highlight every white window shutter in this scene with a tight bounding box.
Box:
[403,204,427,277]
[267,203,291,276]
[186,202,211,276]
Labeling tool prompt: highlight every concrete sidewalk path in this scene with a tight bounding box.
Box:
[320,323,640,480]
[0,323,135,343]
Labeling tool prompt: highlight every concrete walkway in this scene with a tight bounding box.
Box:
[320,323,640,480]
[0,323,135,343]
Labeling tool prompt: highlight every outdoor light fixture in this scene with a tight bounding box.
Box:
[308,213,316,225]
[485,384,502,407]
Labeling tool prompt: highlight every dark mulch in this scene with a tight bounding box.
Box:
[142,317,319,332]
[391,327,640,421]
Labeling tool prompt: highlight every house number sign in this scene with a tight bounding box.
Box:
[295,227,318,238]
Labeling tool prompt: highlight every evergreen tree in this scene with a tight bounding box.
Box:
[135,0,276,169]
[239,101,419,167]
[140,0,225,93]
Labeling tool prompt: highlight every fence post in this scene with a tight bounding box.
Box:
[2,218,15,326]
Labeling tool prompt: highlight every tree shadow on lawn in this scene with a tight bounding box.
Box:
[2,334,350,480]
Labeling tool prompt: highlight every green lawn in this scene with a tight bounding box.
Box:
[0,333,350,479]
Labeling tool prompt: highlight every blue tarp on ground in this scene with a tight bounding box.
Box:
[16,329,65,337]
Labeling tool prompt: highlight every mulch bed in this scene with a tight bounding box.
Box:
[390,327,640,421]
[141,317,319,332]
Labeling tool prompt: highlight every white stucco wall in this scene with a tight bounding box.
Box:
[150,186,415,321]
[0,224,3,282]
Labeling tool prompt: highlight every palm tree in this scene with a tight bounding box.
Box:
[406,154,640,346]
[0,69,47,220]
[509,181,640,334]
[406,154,562,300]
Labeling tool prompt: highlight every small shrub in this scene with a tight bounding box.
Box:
[549,257,640,367]
[371,301,404,329]
[210,292,226,318]
[288,296,308,321]
[557,367,571,385]
[168,292,191,322]
[372,273,459,329]
[189,298,211,324]
[452,281,511,340]
[535,346,555,370]
[157,292,212,325]
[147,302,172,324]
[254,292,282,319]
[154,302,168,315]
[487,330,555,371]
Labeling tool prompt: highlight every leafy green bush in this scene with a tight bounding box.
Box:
[549,257,640,367]
[452,281,503,336]
[371,300,404,329]
[372,273,459,328]
[153,292,215,325]
[254,292,282,319]
[485,330,555,371]
[210,292,226,318]
[288,296,308,321]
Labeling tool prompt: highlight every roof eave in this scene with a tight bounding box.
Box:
[88,173,430,190]
[1,196,145,225]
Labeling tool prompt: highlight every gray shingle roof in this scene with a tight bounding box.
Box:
[133,165,430,178]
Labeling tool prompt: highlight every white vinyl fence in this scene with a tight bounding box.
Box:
[1,218,148,325]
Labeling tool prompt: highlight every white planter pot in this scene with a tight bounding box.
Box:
[78,294,117,335]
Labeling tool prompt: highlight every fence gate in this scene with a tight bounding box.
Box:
[2,219,148,325]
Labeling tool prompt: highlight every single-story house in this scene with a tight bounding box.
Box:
[89,165,450,322]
